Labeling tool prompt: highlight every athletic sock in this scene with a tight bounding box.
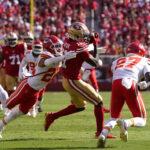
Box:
[94,104,104,133]
[53,104,83,119]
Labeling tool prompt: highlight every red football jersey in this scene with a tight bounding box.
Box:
[62,38,90,80]
[1,43,26,77]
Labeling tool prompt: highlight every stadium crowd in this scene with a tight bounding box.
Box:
[0,0,89,41]
[0,0,150,56]
[98,0,150,56]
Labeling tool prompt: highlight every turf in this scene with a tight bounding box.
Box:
[0,91,150,150]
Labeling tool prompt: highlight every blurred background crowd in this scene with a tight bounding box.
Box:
[0,0,150,56]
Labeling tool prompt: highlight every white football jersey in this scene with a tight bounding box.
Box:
[19,50,38,77]
[111,55,150,83]
[27,51,61,90]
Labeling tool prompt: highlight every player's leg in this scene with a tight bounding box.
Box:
[0,68,6,111]
[98,79,125,147]
[89,68,99,92]
[0,68,6,89]
[124,81,146,128]
[68,79,105,136]
[64,78,113,138]
[5,74,17,96]
[0,84,11,116]
[0,79,28,137]
[36,86,46,112]
[44,77,87,131]
[0,79,38,138]
[89,69,110,113]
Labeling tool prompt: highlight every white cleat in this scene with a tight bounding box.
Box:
[97,134,106,148]
[0,104,3,112]
[29,108,37,118]
[4,108,11,116]
[0,127,4,138]
[117,119,128,142]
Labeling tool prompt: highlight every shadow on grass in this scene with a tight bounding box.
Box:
[0,138,69,142]
[0,138,117,149]
[1,147,116,150]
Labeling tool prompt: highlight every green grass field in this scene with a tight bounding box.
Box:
[0,91,150,150]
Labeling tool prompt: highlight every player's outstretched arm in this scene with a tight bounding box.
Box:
[39,51,76,67]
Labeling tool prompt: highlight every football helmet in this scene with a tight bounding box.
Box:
[6,32,18,47]
[68,22,90,42]
[23,32,34,46]
[43,35,63,56]
[126,41,147,57]
[32,40,43,55]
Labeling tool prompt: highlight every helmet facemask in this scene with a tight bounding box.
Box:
[6,32,18,47]
[23,32,34,46]
[32,41,43,57]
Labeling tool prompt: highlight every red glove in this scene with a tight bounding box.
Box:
[91,32,99,46]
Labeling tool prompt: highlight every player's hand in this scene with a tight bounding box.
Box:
[138,81,147,90]
[64,51,76,60]
[91,32,99,46]
[18,72,25,82]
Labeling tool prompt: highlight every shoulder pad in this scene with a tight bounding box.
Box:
[40,51,52,59]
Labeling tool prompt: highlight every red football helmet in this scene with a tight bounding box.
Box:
[43,35,63,56]
[126,41,147,57]
[32,40,43,55]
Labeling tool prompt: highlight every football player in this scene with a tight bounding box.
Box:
[23,32,34,50]
[18,40,44,117]
[82,62,110,113]
[44,22,116,139]
[0,32,27,96]
[0,35,76,138]
[97,41,150,148]
[0,84,11,116]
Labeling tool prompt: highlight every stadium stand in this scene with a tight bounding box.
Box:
[0,0,150,91]
[98,0,150,56]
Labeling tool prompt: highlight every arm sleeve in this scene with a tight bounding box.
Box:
[44,55,65,67]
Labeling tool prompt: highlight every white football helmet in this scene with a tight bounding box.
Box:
[6,32,18,47]
[32,40,43,56]
[23,32,34,46]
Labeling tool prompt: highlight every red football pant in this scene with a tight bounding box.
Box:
[111,79,146,119]
[6,79,39,114]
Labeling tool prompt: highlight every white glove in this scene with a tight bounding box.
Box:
[138,81,148,90]
[18,72,25,82]
[64,51,76,60]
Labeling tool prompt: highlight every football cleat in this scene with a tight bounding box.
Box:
[44,112,55,131]
[95,131,116,139]
[0,126,4,138]
[97,134,106,148]
[38,106,43,112]
[4,108,11,116]
[0,104,3,111]
[103,107,110,113]
[117,119,128,142]
[29,107,37,118]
